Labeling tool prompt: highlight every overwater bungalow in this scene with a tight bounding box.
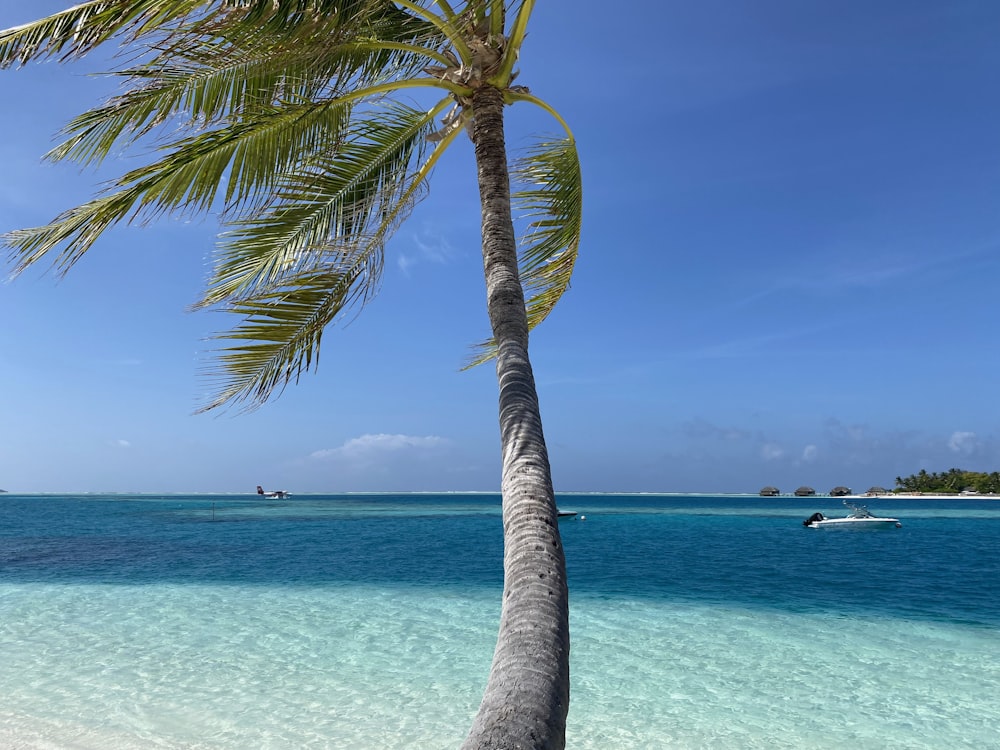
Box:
[866,486,888,496]
[794,486,816,497]
[759,486,780,497]
[830,486,852,496]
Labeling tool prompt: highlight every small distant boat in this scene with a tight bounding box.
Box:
[256,485,290,499]
[557,509,577,518]
[803,500,901,529]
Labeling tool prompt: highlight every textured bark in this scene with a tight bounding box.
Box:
[461,86,571,750]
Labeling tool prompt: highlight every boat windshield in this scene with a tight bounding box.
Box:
[844,500,874,518]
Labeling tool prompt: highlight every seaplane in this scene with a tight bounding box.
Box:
[256,485,290,499]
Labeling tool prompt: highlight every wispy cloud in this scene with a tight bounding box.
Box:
[760,443,784,461]
[750,239,1000,306]
[683,325,834,360]
[682,418,797,465]
[396,224,455,275]
[948,431,979,455]
[683,418,752,442]
[310,433,449,463]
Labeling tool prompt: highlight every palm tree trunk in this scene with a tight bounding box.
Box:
[461,85,570,750]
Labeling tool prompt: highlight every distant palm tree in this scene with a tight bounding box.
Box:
[1,2,581,747]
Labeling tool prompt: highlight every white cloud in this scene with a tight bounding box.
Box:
[412,233,451,263]
[948,431,978,454]
[760,443,784,461]
[397,226,454,274]
[682,418,751,441]
[112,439,131,448]
[802,444,818,462]
[310,433,448,462]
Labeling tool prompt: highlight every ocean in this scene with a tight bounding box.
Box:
[1,493,997,749]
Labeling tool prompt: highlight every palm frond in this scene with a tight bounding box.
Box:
[199,98,467,412]
[202,100,443,305]
[516,137,582,322]
[3,97,353,276]
[0,0,206,67]
[47,45,334,166]
[0,0,441,68]
[490,0,533,86]
[46,5,447,168]
[220,0,425,38]
[467,136,582,367]
[198,266,368,413]
[4,193,134,276]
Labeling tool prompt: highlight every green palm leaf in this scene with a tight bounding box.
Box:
[204,100,443,304]
[196,99,459,410]
[4,97,351,276]
[198,267,365,413]
[46,5,444,167]
[0,0,204,66]
[516,137,582,325]
[467,136,582,366]
[4,0,455,279]
[0,1,437,68]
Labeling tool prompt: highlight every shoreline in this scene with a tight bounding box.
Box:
[2,490,998,501]
[780,493,998,501]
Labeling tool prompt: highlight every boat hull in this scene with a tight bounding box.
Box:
[807,517,901,529]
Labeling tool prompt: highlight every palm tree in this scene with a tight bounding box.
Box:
[1,2,581,748]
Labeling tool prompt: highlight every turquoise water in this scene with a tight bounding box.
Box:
[1,493,998,748]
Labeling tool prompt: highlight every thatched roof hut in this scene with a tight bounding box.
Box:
[759,486,780,496]
[794,486,816,496]
[866,486,888,496]
[830,486,852,496]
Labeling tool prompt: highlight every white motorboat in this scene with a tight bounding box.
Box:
[803,500,901,529]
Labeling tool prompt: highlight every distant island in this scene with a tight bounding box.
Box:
[759,468,1000,498]
[894,468,1000,495]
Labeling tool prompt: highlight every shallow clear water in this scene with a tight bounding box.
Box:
[1,493,998,748]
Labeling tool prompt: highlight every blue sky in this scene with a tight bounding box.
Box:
[2,1,998,495]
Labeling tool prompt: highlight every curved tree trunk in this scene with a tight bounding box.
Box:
[461,86,571,750]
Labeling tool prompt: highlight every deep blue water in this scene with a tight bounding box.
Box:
[2,493,998,627]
